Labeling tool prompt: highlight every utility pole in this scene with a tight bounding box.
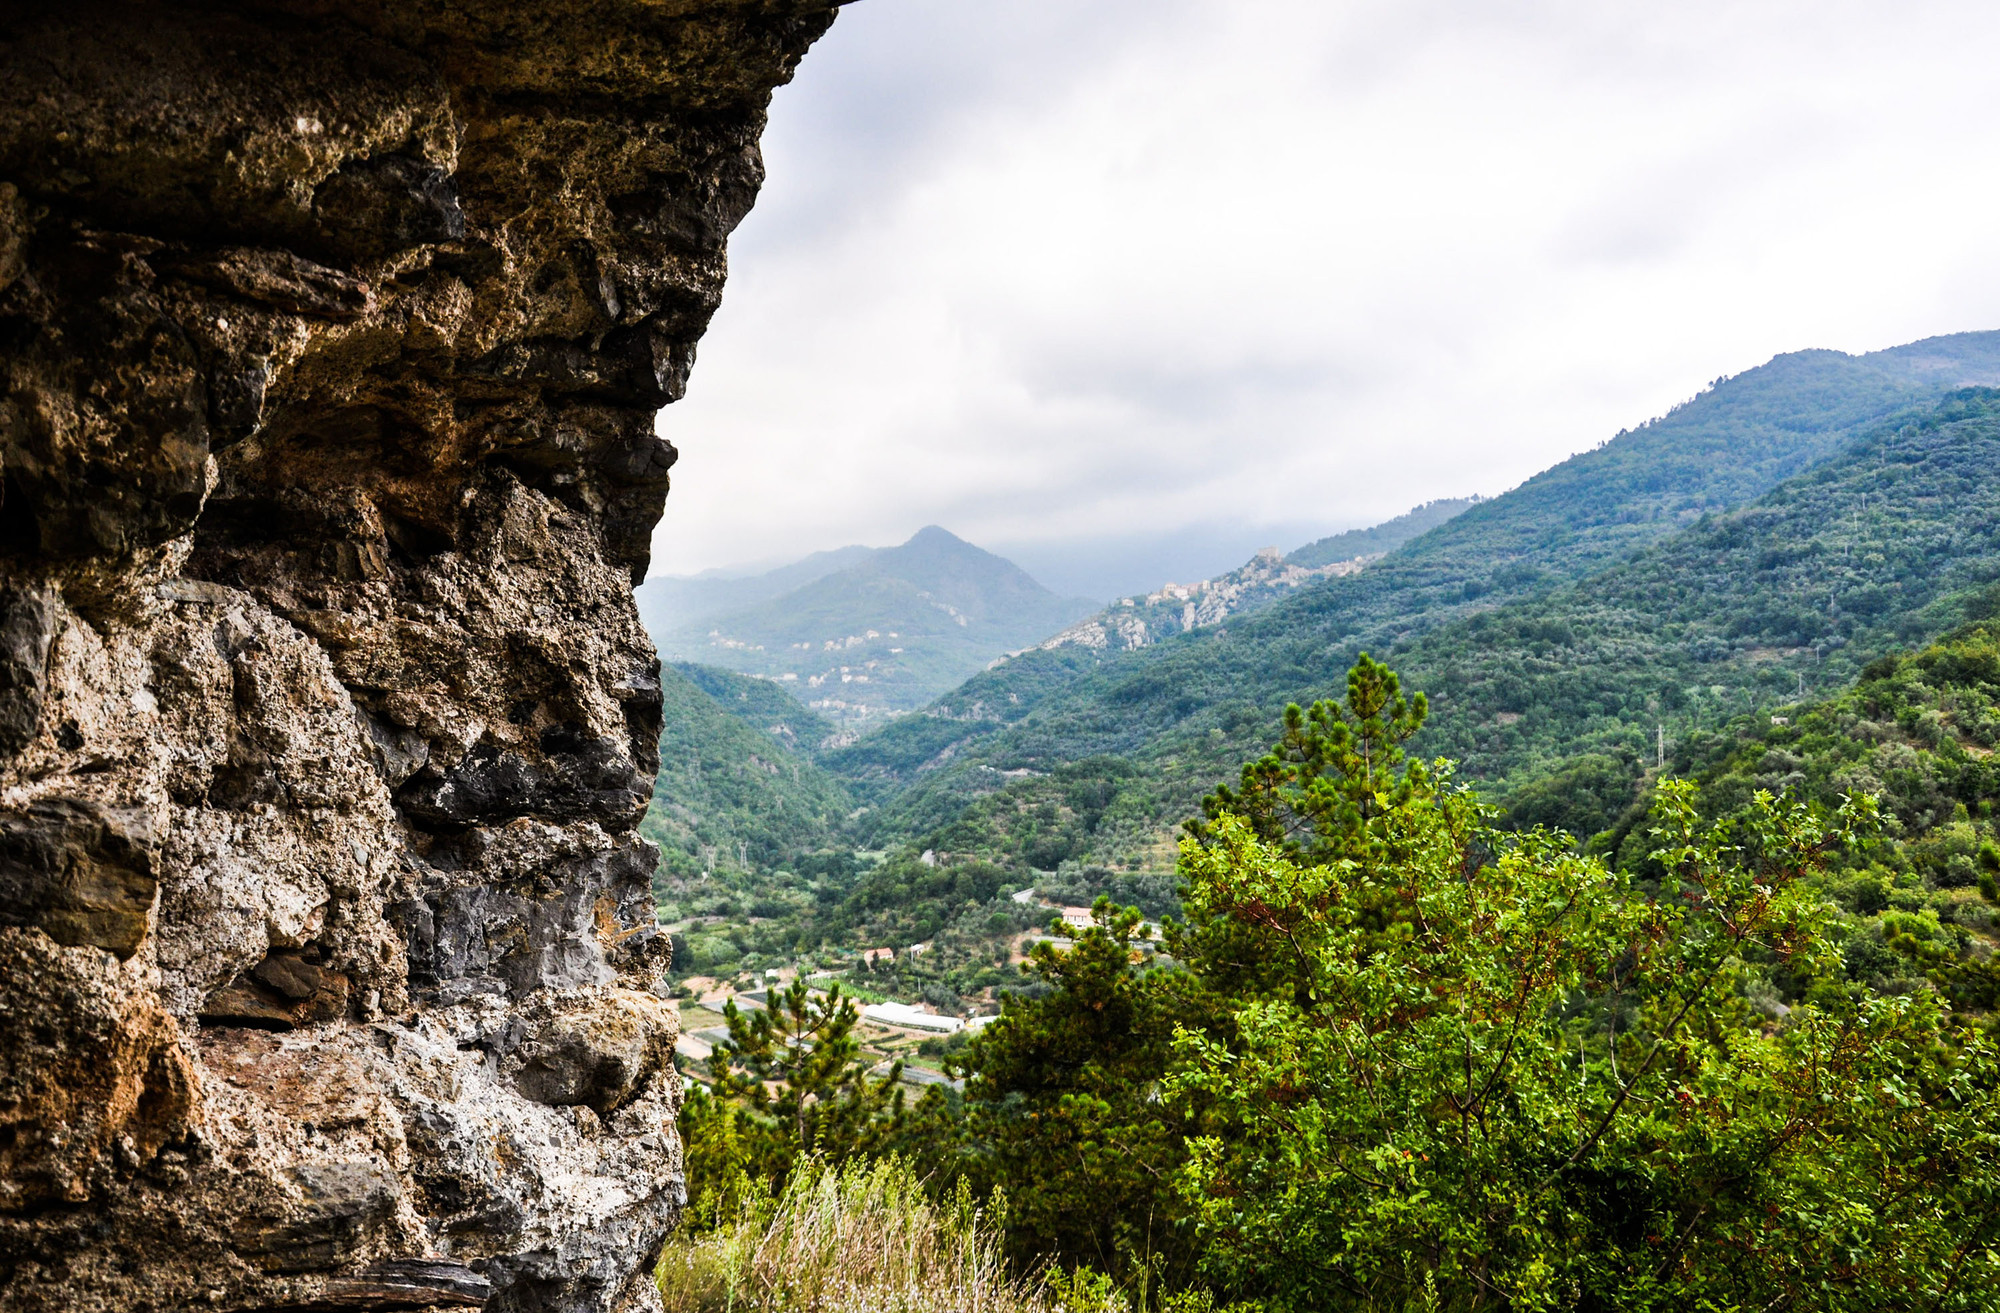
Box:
[1656,724,1664,771]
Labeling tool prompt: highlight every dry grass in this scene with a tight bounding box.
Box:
[656,1157,1102,1313]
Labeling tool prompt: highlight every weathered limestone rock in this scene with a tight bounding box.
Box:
[0,1,840,1308]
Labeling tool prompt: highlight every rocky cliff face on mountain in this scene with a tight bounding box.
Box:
[1036,549,1373,654]
[0,2,837,1309]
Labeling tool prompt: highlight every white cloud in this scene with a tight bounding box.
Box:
[650,0,2000,581]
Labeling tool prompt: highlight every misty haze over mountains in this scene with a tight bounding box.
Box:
[638,527,1098,728]
[635,502,1484,731]
[640,328,2000,747]
[643,513,1432,616]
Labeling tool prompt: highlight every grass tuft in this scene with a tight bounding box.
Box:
[657,1155,1097,1313]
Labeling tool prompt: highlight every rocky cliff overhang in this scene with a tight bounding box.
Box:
[0,2,839,1309]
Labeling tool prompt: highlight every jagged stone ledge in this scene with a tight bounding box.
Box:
[0,2,841,1308]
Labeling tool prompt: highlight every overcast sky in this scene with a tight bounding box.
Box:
[648,0,2000,595]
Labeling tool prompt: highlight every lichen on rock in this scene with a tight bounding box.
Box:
[0,1,840,1308]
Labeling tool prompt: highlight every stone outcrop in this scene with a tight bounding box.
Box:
[0,2,838,1308]
[1035,549,1377,654]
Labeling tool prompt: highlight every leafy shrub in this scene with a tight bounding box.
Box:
[1165,657,2000,1310]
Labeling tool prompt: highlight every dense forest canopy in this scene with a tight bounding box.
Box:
[669,653,2000,1311]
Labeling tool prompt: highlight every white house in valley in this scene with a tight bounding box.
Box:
[862,1002,963,1033]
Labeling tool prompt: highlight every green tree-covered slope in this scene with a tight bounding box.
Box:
[641,662,853,887]
[681,652,2000,1313]
[830,336,2000,809]
[835,386,2000,918]
[673,661,841,760]
[1401,389,2000,816]
[1584,611,2000,1011]
[639,335,2000,987]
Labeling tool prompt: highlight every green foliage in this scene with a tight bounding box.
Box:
[1502,754,1640,841]
[823,383,2000,915]
[684,980,904,1222]
[1600,618,2000,1012]
[674,654,2000,1310]
[1672,619,2000,848]
[678,1083,760,1231]
[712,980,902,1149]
[642,662,853,889]
[1022,505,1483,708]
[669,343,2000,982]
[824,647,1107,806]
[825,754,1175,945]
[675,661,842,759]
[831,341,1976,798]
[840,853,1012,937]
[1405,391,2000,800]
[1166,694,2000,1310]
[1189,653,1428,866]
[896,901,1214,1287]
[644,333,2000,1305]
[867,757,1170,885]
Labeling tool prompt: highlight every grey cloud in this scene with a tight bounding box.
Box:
[652,0,2000,579]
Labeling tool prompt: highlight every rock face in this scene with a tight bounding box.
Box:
[0,2,837,1308]
[1035,550,1375,655]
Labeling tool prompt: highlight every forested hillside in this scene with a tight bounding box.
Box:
[1581,611,2000,1009]
[642,663,852,885]
[880,390,2000,904]
[828,336,2000,851]
[1402,390,2000,822]
[679,646,2000,1313]
[639,334,2000,983]
[803,391,2000,949]
[674,662,842,760]
[653,342,2000,1313]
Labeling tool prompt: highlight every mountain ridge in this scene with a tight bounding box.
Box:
[829,387,2000,934]
[632,332,2000,1033]
[1287,497,1481,568]
[822,339,1978,793]
[824,332,2000,844]
[1032,495,1480,659]
[642,663,854,888]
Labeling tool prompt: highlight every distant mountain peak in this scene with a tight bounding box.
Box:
[641,527,1095,728]
[880,526,1022,576]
